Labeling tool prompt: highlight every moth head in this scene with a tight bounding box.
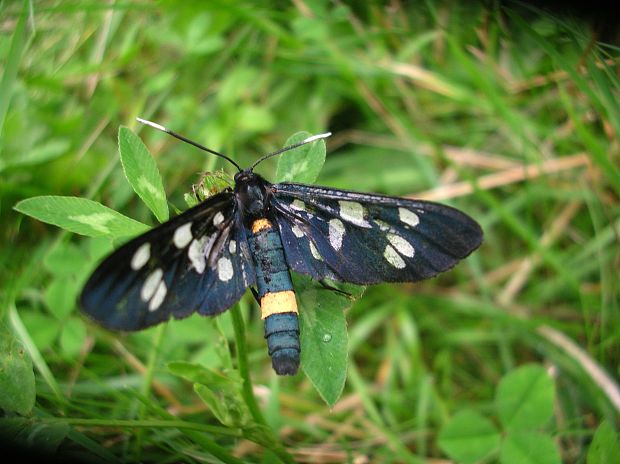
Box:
[234,169,269,218]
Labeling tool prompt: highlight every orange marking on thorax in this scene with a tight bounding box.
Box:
[251,218,272,233]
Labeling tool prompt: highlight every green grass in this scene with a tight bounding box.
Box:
[2,1,619,462]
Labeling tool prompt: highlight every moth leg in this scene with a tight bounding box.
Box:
[318,280,354,299]
[191,183,200,201]
[249,287,261,305]
[191,172,208,201]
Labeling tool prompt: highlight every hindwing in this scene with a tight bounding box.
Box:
[271,183,482,285]
[80,191,255,330]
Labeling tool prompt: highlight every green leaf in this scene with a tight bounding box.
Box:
[438,409,501,464]
[0,324,36,415]
[495,364,555,430]
[168,361,251,428]
[500,431,561,464]
[296,275,363,407]
[168,360,241,387]
[59,318,87,358]
[44,276,81,320]
[587,420,620,464]
[118,127,169,223]
[275,131,327,184]
[19,313,59,352]
[43,242,89,278]
[14,196,149,238]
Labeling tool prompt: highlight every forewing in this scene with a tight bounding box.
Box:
[271,183,482,284]
[80,191,255,330]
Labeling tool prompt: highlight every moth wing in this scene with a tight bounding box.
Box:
[80,191,256,330]
[271,183,482,284]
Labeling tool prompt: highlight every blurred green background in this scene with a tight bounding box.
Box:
[1,1,619,462]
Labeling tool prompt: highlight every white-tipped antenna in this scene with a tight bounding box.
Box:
[136,117,167,132]
[136,117,242,171]
[251,131,332,169]
[302,132,332,144]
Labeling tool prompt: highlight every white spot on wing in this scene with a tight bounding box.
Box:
[388,233,415,258]
[141,268,163,302]
[217,257,234,281]
[384,245,406,268]
[309,241,322,260]
[131,243,150,270]
[374,219,390,231]
[213,212,225,226]
[228,240,236,254]
[290,199,306,212]
[399,208,420,227]
[291,224,304,238]
[173,222,193,248]
[148,280,167,311]
[188,235,212,274]
[338,200,371,227]
[328,218,345,250]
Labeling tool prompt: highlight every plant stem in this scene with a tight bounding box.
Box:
[230,303,266,427]
[230,303,296,464]
[133,323,167,459]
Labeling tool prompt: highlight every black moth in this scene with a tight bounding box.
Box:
[81,119,483,375]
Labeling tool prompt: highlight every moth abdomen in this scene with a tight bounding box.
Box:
[264,311,300,376]
[249,218,301,375]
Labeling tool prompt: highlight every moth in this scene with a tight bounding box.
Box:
[81,119,483,375]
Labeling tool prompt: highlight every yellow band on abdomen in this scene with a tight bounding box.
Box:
[251,218,272,233]
[260,290,298,319]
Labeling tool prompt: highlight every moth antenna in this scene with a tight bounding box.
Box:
[251,132,332,170]
[136,117,242,172]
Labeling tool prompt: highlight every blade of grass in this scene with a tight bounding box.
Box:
[348,362,423,464]
[0,0,30,136]
[132,323,168,460]
[8,303,65,404]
